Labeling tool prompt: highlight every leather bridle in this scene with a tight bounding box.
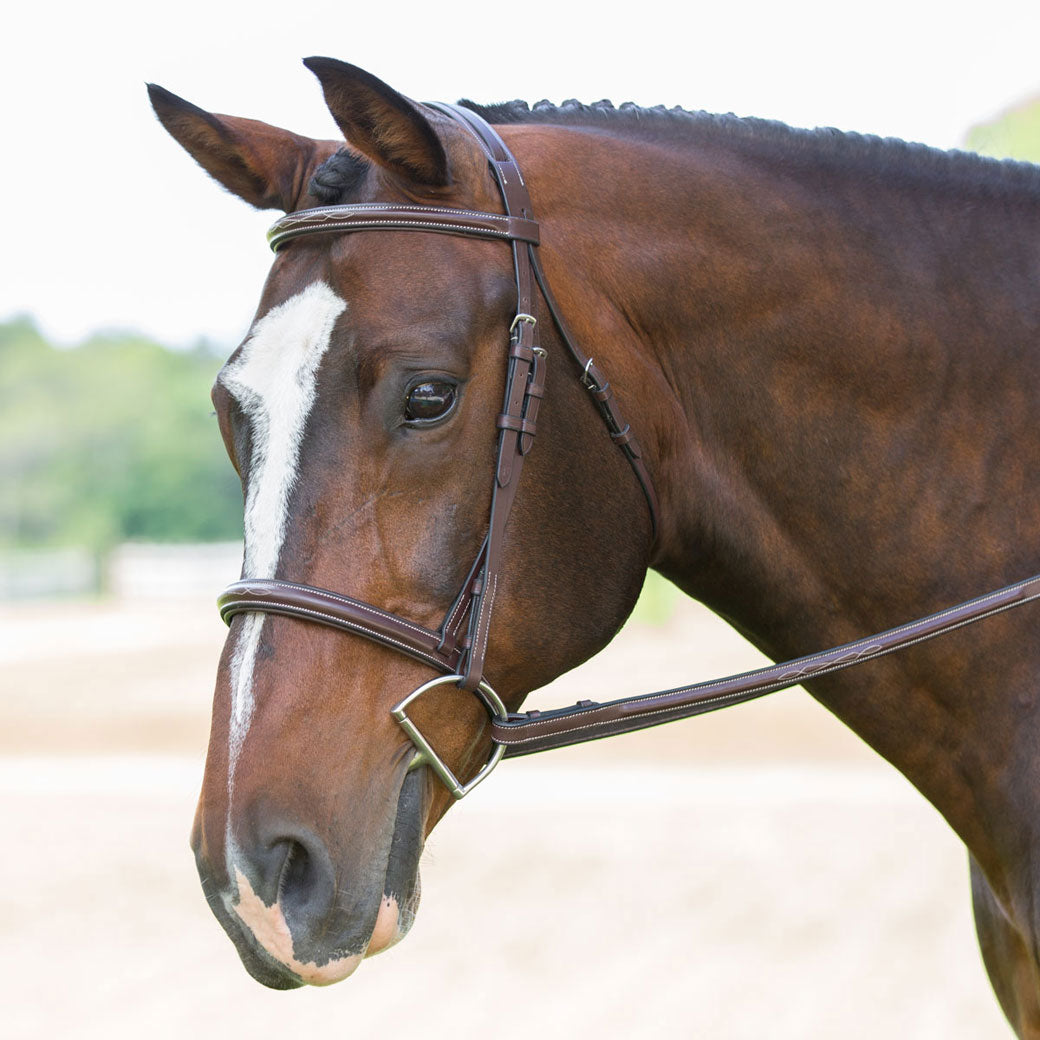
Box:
[218,102,658,797]
[218,103,1040,799]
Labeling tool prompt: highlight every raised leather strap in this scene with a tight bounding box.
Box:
[268,203,539,251]
[430,100,660,537]
[529,250,660,536]
[492,571,1040,755]
[218,579,461,674]
[427,102,537,220]
[427,102,542,692]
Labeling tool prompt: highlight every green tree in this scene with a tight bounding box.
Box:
[966,96,1040,163]
[0,317,242,552]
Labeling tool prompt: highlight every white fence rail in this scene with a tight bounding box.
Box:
[0,542,243,601]
[0,548,99,599]
[107,542,242,600]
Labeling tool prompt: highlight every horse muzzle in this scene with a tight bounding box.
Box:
[194,765,427,988]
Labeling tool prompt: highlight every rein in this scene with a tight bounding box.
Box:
[218,102,1040,798]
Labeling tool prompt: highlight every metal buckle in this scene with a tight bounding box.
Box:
[391,674,507,799]
[509,312,537,334]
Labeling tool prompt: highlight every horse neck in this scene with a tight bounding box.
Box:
[522,119,1040,872]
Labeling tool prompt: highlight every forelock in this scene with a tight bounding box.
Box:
[309,149,369,204]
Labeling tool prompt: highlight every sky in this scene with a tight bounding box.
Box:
[4,0,1039,349]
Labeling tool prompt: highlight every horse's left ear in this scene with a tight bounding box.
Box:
[303,57,449,188]
[147,83,334,211]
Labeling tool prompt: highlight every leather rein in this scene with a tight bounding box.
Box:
[218,102,1040,798]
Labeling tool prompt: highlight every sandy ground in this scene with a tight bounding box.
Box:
[0,594,1013,1038]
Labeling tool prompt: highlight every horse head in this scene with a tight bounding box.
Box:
[150,59,655,988]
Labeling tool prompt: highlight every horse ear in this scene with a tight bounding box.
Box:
[303,57,449,188]
[147,83,332,211]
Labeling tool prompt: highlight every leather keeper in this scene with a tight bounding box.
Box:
[611,424,635,448]
[497,413,538,436]
[509,342,536,363]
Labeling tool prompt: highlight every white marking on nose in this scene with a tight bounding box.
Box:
[230,869,364,985]
[217,281,347,843]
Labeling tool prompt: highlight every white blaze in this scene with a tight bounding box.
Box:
[218,280,347,794]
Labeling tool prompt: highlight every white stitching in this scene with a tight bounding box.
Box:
[221,599,453,670]
[474,574,498,664]
[441,588,470,639]
[268,205,539,250]
[247,580,437,640]
[271,221,520,247]
[494,693,750,744]
[280,220,512,235]
[278,203,513,222]
[495,587,1040,744]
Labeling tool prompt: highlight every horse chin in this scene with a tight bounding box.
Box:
[202,765,428,989]
[200,885,308,990]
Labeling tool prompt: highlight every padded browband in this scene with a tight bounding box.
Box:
[268,203,540,252]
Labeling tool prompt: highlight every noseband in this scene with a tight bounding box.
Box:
[218,102,659,797]
[219,103,1040,799]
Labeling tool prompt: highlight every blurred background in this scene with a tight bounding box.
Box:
[3,1,1039,1035]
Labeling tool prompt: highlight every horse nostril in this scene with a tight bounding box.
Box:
[278,839,313,905]
[220,826,365,986]
[254,827,336,925]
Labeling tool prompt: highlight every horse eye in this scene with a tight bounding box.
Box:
[404,380,457,424]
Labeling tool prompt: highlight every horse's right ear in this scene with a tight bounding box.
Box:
[147,83,333,211]
[303,58,449,188]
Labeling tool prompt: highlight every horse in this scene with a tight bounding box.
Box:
[149,58,1040,1033]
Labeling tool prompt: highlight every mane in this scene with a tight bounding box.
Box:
[458,98,1040,200]
[308,98,1040,205]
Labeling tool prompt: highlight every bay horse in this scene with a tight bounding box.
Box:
[150,59,1040,1034]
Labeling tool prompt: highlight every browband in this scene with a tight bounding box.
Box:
[268,202,540,252]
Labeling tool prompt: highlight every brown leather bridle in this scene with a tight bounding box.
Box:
[218,102,658,796]
[218,103,1040,798]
